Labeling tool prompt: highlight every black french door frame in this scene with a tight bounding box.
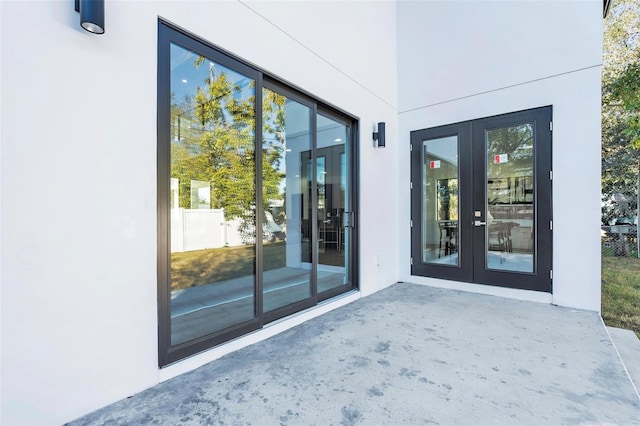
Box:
[157,20,359,366]
[471,107,552,291]
[410,106,552,293]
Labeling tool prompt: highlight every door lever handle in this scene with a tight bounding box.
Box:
[474,220,486,227]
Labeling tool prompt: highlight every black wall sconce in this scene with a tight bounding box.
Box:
[75,0,105,34]
[373,122,386,148]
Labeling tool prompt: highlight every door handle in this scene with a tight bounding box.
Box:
[474,220,486,227]
[344,211,355,228]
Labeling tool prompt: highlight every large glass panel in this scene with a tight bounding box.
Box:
[262,89,312,312]
[169,43,256,345]
[316,114,349,292]
[422,136,459,265]
[486,123,534,273]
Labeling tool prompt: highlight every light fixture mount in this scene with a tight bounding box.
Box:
[373,122,386,148]
[75,0,105,34]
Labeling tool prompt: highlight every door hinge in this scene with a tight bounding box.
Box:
[550,270,553,280]
[410,257,414,265]
[550,121,553,131]
[410,144,413,152]
[549,171,553,180]
[410,181,413,190]
[410,219,413,228]
[550,220,553,231]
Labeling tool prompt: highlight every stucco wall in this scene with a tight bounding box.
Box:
[1,0,603,424]
[397,0,602,310]
[0,1,398,424]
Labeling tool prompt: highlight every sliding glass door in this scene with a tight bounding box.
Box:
[157,22,358,365]
[315,113,352,296]
[261,88,313,313]
[167,42,258,348]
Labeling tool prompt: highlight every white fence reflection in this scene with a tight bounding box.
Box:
[171,208,245,253]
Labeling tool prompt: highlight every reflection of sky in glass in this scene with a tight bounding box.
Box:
[170,43,253,106]
[317,115,346,150]
[262,91,312,196]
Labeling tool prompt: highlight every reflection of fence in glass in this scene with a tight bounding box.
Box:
[170,209,283,253]
[171,208,243,252]
[488,176,533,205]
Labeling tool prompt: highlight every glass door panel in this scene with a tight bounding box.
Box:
[472,106,552,291]
[485,124,535,273]
[316,114,349,293]
[411,106,552,292]
[169,43,256,346]
[158,23,359,365]
[262,89,312,312]
[422,136,459,266]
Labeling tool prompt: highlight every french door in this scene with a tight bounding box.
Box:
[410,107,552,292]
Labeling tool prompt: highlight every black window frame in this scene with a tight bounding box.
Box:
[157,20,359,367]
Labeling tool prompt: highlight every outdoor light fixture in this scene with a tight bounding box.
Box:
[75,0,105,34]
[373,122,386,148]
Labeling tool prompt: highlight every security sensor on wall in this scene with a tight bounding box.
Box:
[75,0,105,34]
[373,122,386,148]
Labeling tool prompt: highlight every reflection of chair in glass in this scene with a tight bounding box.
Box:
[488,223,507,263]
[437,220,458,258]
[488,222,516,263]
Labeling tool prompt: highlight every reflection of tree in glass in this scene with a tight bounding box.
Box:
[437,179,458,220]
[170,57,286,243]
[262,88,287,225]
[487,124,533,167]
[487,124,534,206]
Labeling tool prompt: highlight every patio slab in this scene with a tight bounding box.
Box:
[69,283,640,425]
[607,326,640,395]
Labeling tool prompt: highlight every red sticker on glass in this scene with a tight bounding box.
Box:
[494,154,508,164]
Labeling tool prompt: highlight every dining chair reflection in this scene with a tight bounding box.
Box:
[438,220,458,258]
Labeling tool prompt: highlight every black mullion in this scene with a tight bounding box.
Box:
[311,103,319,302]
[410,131,421,275]
[471,122,488,280]
[255,73,264,325]
[157,22,172,367]
[350,121,359,291]
[536,107,553,292]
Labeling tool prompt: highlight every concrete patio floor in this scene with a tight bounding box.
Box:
[69,283,640,425]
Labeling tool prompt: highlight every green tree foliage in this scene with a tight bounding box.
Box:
[261,88,287,216]
[602,0,640,225]
[170,56,286,242]
[609,56,640,148]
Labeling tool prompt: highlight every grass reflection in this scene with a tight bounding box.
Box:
[171,242,285,291]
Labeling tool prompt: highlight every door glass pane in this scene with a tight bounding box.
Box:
[317,114,349,292]
[422,136,459,265]
[262,89,312,312]
[486,123,534,273]
[169,43,256,345]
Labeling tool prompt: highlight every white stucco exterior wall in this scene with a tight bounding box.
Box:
[397,0,602,311]
[1,0,603,424]
[0,1,397,424]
